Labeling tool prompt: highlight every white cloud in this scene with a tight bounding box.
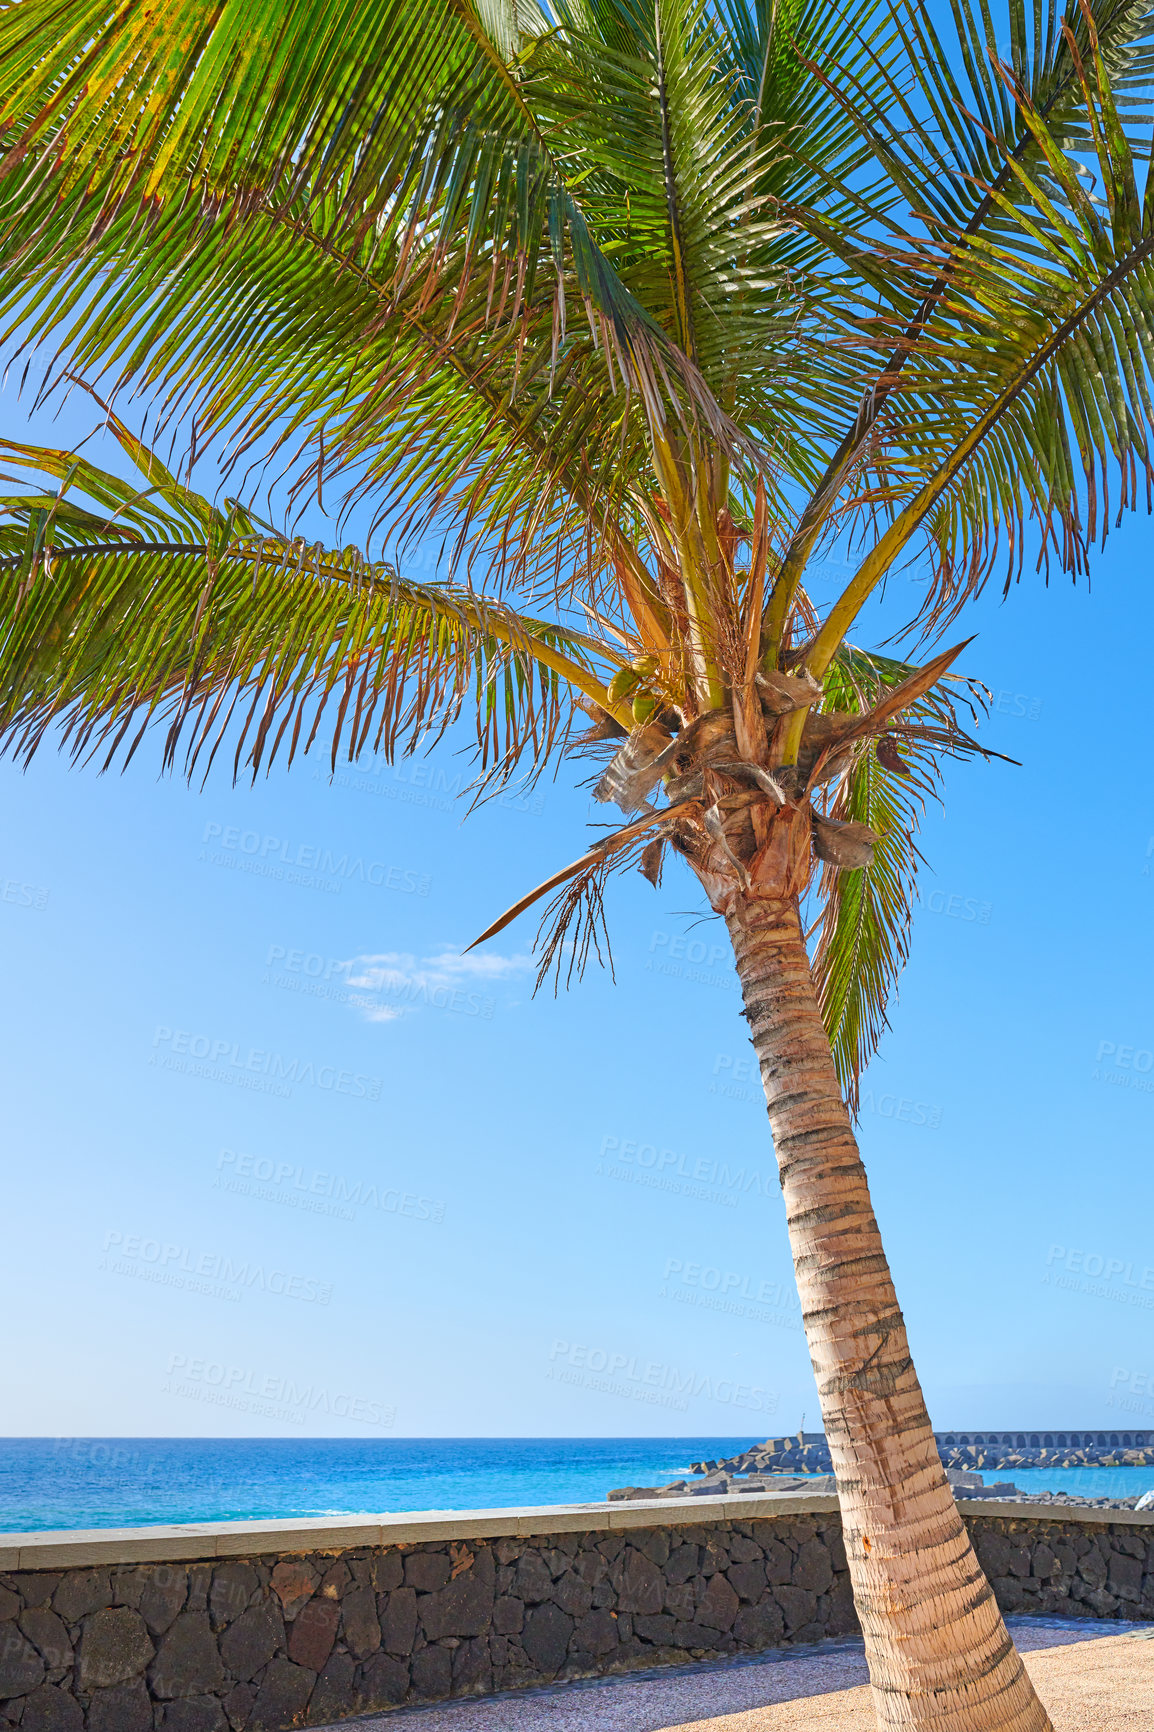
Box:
[341,947,533,1022]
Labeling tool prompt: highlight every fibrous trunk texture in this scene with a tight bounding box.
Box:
[726,892,1053,1732]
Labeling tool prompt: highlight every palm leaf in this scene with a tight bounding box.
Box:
[810,742,922,1115]
[807,646,1001,1108]
[0,435,619,782]
[781,0,1154,665]
[2,0,1154,1104]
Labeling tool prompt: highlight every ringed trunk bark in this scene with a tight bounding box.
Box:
[726,890,1053,1732]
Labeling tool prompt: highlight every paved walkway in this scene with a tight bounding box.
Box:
[318,1618,1153,1732]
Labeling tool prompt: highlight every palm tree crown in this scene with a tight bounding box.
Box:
[6,0,1149,1096]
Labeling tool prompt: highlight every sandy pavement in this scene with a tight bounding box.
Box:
[658,1633,1154,1732]
[320,1619,1153,1732]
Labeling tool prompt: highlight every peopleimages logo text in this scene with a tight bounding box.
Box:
[598,1134,773,1196]
[1090,1038,1154,1097]
[319,758,545,817]
[1110,1366,1154,1396]
[164,1354,393,1426]
[645,930,733,989]
[2,875,49,911]
[215,1148,445,1223]
[662,1257,799,1307]
[1045,1244,1154,1289]
[200,822,429,895]
[102,1232,332,1304]
[150,1027,382,1100]
[548,1340,777,1413]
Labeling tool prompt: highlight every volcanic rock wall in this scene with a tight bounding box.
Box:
[1,1502,1151,1730]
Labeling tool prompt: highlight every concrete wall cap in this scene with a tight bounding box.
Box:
[953,1498,1154,1525]
[1,1492,1150,1569]
[4,1489,1143,1572]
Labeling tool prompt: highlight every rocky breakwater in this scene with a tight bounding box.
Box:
[676,1432,1154,1483]
[941,1442,1154,1471]
[692,1437,834,1477]
[609,1474,836,1502]
[610,1469,1022,1503]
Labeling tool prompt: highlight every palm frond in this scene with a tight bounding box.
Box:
[2,0,1152,1114]
[807,646,1001,1108]
[810,742,923,1115]
[0,0,552,252]
[0,0,751,508]
[0,432,617,783]
[784,0,1154,667]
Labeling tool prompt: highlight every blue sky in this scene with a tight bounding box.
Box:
[2,376,1152,1444]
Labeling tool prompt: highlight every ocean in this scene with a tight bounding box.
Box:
[2,1438,1151,1533]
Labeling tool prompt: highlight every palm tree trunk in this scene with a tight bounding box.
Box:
[725,889,1053,1732]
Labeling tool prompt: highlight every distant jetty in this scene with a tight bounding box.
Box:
[608,1427,1154,1505]
[689,1427,1154,1476]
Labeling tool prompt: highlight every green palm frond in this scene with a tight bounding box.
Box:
[0,148,745,609]
[0,0,909,537]
[785,0,1154,659]
[2,0,1154,1110]
[807,647,998,1110]
[0,0,750,487]
[1,0,552,244]
[531,0,797,381]
[0,430,617,784]
[810,745,923,1116]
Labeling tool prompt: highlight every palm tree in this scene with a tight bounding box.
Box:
[4,0,1154,1723]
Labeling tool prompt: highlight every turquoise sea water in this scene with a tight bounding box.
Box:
[1,1439,1151,1533]
[995,1465,1154,1500]
[0,1437,750,1531]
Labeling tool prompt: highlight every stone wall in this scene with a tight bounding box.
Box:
[967,1513,1152,1617]
[1,1497,1150,1731]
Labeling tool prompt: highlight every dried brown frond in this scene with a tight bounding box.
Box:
[533,856,614,994]
[639,837,665,886]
